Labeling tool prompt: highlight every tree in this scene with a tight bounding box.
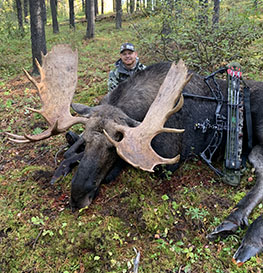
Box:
[95,0,98,16]
[136,0,140,11]
[116,0,122,29]
[101,0,104,14]
[86,0,95,39]
[154,0,160,10]
[130,0,134,13]
[28,0,47,74]
[41,0,47,25]
[23,0,29,23]
[69,0,75,28]
[15,0,24,32]
[147,0,151,11]
[50,0,59,33]
[212,0,220,26]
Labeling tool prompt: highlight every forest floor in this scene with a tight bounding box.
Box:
[0,13,263,273]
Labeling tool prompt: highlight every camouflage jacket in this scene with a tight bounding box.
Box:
[108,58,146,92]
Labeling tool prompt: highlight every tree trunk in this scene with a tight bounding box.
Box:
[28,0,47,74]
[113,0,116,12]
[130,0,134,13]
[15,0,24,32]
[101,0,104,14]
[41,0,47,25]
[212,0,220,26]
[116,0,122,29]
[69,0,75,28]
[127,0,129,13]
[23,0,29,23]
[85,0,88,19]
[95,0,98,16]
[154,0,160,10]
[136,0,140,11]
[82,0,85,12]
[86,0,95,39]
[146,0,151,10]
[50,0,59,33]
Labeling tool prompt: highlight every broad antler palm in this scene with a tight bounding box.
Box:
[6,45,87,143]
[104,60,191,172]
[7,45,190,173]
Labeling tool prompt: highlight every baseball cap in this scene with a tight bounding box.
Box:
[120,43,135,53]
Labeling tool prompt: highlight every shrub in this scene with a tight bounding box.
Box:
[135,1,262,73]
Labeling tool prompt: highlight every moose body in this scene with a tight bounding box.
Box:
[69,63,224,208]
[7,45,263,264]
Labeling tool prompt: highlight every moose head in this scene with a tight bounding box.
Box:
[6,44,191,209]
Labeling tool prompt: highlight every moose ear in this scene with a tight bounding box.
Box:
[124,116,140,128]
[71,103,92,116]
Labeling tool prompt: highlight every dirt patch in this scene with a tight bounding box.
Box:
[201,194,232,210]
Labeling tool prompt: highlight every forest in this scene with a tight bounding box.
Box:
[1,0,263,272]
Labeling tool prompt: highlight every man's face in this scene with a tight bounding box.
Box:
[120,50,138,68]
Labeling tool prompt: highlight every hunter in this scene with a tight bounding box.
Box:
[108,42,146,92]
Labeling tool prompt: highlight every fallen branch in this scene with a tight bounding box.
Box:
[133,247,140,273]
[33,229,43,249]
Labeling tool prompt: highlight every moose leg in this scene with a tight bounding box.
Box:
[208,145,263,240]
[64,137,85,158]
[65,131,80,146]
[50,152,84,184]
[50,137,86,184]
[232,214,263,265]
[103,158,126,184]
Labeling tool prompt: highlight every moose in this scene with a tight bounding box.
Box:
[6,44,263,265]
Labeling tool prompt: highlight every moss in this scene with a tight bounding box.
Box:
[1,6,263,273]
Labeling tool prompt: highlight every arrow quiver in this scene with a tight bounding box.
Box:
[225,63,243,170]
[221,63,245,186]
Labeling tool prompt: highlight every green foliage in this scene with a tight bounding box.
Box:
[33,127,44,135]
[233,191,246,203]
[0,2,26,39]
[186,206,209,220]
[136,1,263,73]
[31,215,46,225]
[1,2,263,272]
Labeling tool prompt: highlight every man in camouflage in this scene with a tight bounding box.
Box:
[108,42,146,92]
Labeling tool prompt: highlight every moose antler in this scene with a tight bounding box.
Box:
[104,60,191,172]
[6,44,87,143]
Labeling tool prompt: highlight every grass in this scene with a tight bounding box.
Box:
[1,11,263,273]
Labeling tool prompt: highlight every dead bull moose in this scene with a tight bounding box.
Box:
[6,44,263,265]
